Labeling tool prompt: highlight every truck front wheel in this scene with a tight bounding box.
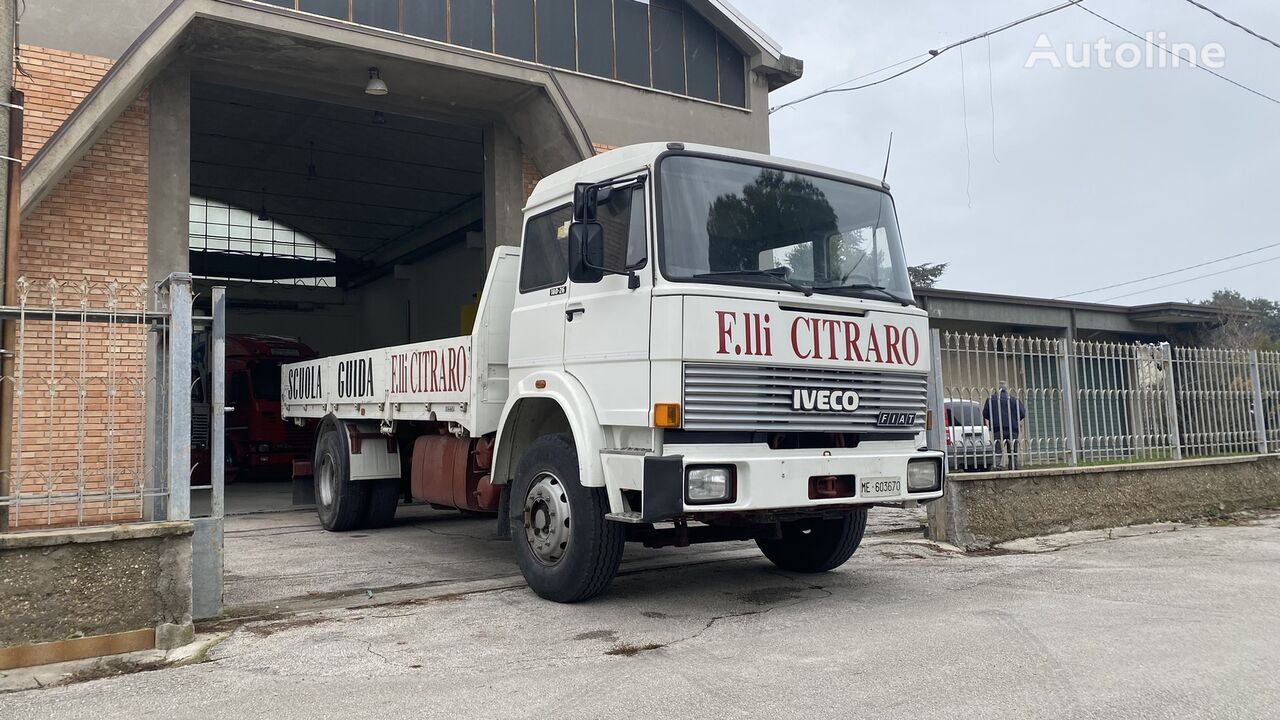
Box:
[314,424,369,532]
[510,434,624,602]
[756,508,869,573]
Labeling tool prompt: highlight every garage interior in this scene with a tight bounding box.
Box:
[187,81,491,511]
[189,82,489,356]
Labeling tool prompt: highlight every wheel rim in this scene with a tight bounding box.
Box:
[317,451,336,508]
[522,472,571,566]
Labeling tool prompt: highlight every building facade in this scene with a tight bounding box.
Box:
[8,0,801,528]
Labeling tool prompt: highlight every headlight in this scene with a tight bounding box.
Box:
[906,459,942,492]
[685,465,735,504]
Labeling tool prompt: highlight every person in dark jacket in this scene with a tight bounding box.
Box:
[983,381,1027,470]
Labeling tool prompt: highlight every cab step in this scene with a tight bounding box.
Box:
[605,511,645,524]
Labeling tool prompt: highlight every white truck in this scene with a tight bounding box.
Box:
[281,142,944,602]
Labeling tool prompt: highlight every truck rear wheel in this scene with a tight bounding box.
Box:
[756,508,868,573]
[510,434,624,603]
[314,424,369,532]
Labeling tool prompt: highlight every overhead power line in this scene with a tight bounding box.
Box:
[1076,4,1280,106]
[1058,241,1280,299]
[769,0,1084,114]
[1101,254,1280,302]
[1180,0,1280,52]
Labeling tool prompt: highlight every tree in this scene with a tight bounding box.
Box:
[1197,289,1280,350]
[908,262,949,289]
[706,170,837,274]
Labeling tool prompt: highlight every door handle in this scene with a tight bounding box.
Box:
[565,305,586,322]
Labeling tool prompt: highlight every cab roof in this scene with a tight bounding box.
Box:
[524,143,889,212]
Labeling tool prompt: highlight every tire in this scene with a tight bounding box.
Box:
[363,479,401,529]
[756,507,869,573]
[510,434,624,603]
[313,423,369,532]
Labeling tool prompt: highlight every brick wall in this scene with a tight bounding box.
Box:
[520,149,541,202]
[10,48,150,529]
[15,45,114,160]
[521,143,617,201]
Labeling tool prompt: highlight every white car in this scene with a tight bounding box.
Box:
[944,399,994,472]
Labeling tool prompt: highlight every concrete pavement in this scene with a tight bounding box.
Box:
[220,502,928,609]
[4,512,1278,719]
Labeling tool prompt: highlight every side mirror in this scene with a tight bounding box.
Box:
[568,221,605,284]
[573,182,598,221]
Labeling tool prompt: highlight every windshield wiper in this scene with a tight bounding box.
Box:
[693,267,814,297]
[814,283,916,307]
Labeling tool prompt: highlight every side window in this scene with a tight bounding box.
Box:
[519,204,573,292]
[596,185,647,270]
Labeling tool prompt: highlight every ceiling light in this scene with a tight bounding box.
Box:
[365,67,388,96]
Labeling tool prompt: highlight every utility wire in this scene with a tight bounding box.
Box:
[1180,0,1280,52]
[1059,241,1280,298]
[1101,254,1280,302]
[769,0,1084,114]
[1077,4,1280,106]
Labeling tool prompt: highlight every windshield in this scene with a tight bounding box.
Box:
[659,155,913,299]
[248,360,282,402]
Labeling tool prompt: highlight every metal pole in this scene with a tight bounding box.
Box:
[165,272,193,521]
[927,328,946,454]
[211,286,225,519]
[1161,343,1182,461]
[0,87,23,531]
[1058,337,1079,466]
[192,284,226,620]
[1248,350,1268,455]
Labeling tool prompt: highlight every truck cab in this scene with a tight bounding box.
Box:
[220,334,317,481]
[282,143,944,602]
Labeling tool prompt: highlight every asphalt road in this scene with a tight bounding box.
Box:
[6,515,1279,720]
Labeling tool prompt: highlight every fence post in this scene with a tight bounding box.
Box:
[211,286,226,519]
[1160,343,1182,461]
[164,272,193,521]
[1248,350,1268,455]
[1058,337,1079,466]
[927,329,945,454]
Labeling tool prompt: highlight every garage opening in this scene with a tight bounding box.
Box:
[187,82,488,514]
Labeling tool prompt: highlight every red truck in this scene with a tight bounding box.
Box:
[194,334,317,484]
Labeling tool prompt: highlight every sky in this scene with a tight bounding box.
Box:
[734,0,1280,306]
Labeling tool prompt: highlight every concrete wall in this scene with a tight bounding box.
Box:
[555,69,769,153]
[225,296,364,358]
[0,522,193,658]
[19,0,171,59]
[928,455,1280,548]
[224,239,486,356]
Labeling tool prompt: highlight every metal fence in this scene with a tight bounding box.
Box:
[0,273,193,531]
[934,331,1280,471]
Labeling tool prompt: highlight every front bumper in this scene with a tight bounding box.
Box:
[609,442,945,521]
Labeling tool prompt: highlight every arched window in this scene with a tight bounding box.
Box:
[189,196,337,286]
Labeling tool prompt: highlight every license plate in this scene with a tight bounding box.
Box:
[860,477,901,499]
[876,411,917,427]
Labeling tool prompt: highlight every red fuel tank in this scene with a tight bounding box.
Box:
[410,435,500,513]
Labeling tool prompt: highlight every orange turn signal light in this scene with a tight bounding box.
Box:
[654,403,682,428]
[535,379,547,389]
[926,409,933,432]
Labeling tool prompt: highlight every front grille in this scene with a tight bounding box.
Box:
[284,422,313,450]
[682,363,928,433]
[192,409,210,450]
